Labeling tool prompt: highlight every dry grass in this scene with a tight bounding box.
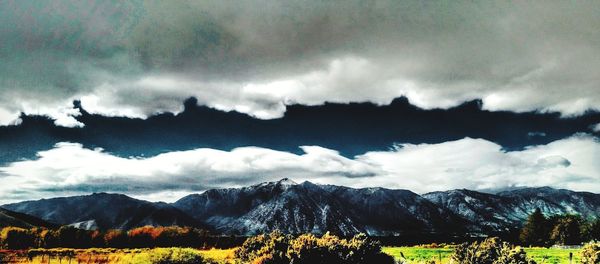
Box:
[0,248,236,264]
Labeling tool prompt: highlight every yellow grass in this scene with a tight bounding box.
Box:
[197,248,236,263]
[0,247,237,264]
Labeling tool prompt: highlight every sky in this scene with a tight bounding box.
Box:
[1,0,600,203]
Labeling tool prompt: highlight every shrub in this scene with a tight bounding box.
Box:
[236,231,290,264]
[235,231,394,264]
[580,241,600,264]
[451,237,536,264]
[0,227,36,249]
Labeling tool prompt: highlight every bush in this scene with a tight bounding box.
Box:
[451,237,536,264]
[0,227,36,249]
[128,248,216,264]
[580,241,600,264]
[234,231,394,264]
[235,231,290,264]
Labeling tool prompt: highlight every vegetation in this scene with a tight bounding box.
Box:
[0,227,36,250]
[580,241,600,264]
[0,243,590,263]
[550,215,583,245]
[520,208,598,246]
[451,237,536,264]
[520,208,550,246]
[234,231,394,264]
[1,219,598,263]
[128,248,217,264]
[382,245,454,263]
[583,218,600,242]
[0,225,243,250]
[384,246,582,264]
[0,247,234,264]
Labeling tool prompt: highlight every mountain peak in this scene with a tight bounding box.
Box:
[252,178,299,188]
[277,178,298,185]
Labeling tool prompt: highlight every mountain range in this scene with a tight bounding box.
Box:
[2,179,599,236]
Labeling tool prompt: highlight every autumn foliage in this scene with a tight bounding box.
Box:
[0,225,235,249]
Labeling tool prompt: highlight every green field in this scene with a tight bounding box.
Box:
[383,246,454,263]
[383,246,581,264]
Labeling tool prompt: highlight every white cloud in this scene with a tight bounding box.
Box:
[592,123,600,132]
[0,108,21,126]
[1,135,599,204]
[0,143,378,203]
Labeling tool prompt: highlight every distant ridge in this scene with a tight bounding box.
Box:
[2,192,206,230]
[0,207,57,229]
[3,180,599,235]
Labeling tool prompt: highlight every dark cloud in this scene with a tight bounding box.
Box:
[1,1,600,125]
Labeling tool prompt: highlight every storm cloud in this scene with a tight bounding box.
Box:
[2,1,600,202]
[1,1,600,126]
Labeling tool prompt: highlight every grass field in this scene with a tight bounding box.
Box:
[0,246,583,263]
[0,248,237,264]
[524,248,581,264]
[383,246,454,263]
[383,246,582,264]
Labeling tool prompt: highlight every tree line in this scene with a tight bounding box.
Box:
[520,208,600,246]
[0,226,244,250]
[2,209,598,250]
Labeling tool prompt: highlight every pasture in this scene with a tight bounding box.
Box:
[0,246,583,263]
[383,246,582,264]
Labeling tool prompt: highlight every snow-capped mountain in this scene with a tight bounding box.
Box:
[423,187,600,232]
[173,178,466,235]
[2,180,599,235]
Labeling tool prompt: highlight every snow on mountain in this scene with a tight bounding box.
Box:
[3,180,598,235]
[423,187,600,232]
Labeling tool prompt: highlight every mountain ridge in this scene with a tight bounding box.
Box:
[2,180,599,235]
[0,207,58,229]
[2,192,206,231]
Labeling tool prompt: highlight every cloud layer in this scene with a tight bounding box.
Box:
[1,1,600,126]
[1,135,598,203]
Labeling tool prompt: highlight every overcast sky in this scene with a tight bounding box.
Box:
[1,1,599,203]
